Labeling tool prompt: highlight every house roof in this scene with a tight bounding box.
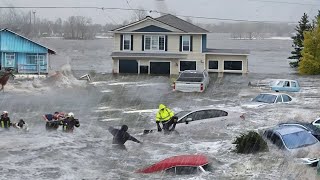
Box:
[155,14,209,33]
[111,14,208,33]
[136,155,208,173]
[204,48,250,55]
[111,52,187,59]
[0,28,56,54]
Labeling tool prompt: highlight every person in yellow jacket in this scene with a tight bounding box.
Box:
[156,104,178,134]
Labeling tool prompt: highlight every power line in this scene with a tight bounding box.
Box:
[0,6,298,23]
[247,0,320,6]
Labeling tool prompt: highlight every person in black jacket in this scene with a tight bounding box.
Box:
[60,112,80,133]
[108,125,142,150]
[0,111,11,129]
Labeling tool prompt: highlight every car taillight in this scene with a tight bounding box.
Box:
[200,83,203,91]
[173,82,176,90]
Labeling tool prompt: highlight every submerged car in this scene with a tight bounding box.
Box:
[263,125,320,157]
[242,93,293,108]
[312,118,320,128]
[173,108,243,132]
[270,79,301,92]
[136,154,211,175]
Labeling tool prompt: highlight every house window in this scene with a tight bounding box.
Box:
[123,34,131,50]
[26,54,45,65]
[182,35,190,51]
[5,53,15,67]
[224,61,242,70]
[145,35,165,51]
[180,61,196,71]
[208,60,218,70]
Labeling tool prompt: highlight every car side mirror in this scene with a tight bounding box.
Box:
[185,118,192,124]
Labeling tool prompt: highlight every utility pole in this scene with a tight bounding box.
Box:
[32,11,36,37]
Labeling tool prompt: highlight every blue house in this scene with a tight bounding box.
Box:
[0,29,56,74]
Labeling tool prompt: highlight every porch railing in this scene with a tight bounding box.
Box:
[18,64,48,74]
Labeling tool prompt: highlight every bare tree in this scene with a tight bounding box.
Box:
[130,7,148,22]
[63,16,94,39]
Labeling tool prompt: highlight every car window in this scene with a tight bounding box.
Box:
[275,96,282,103]
[179,113,195,123]
[193,110,209,120]
[291,81,297,87]
[315,120,320,124]
[175,111,191,120]
[175,166,199,175]
[282,131,318,149]
[206,110,228,118]
[202,163,212,172]
[284,81,290,87]
[252,94,277,103]
[282,95,292,102]
[276,81,283,86]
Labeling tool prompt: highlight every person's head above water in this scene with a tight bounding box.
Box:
[121,125,128,132]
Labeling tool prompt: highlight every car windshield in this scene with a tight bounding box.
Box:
[180,73,203,78]
[282,131,318,149]
[175,111,191,119]
[252,94,277,103]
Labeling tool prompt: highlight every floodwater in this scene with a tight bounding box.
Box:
[1,34,320,180]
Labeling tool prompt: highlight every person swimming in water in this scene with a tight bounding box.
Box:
[108,125,142,150]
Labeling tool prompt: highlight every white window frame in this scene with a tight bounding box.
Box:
[123,34,131,51]
[182,35,191,52]
[179,60,197,72]
[5,53,15,67]
[26,54,45,65]
[223,60,243,72]
[144,35,166,51]
[207,60,219,72]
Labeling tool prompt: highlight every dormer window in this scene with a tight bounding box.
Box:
[123,34,131,50]
[145,35,165,51]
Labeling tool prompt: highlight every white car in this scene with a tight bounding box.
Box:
[173,108,243,133]
[242,93,293,108]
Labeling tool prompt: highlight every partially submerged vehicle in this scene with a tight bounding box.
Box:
[312,118,320,128]
[242,93,293,108]
[143,108,243,135]
[173,70,209,92]
[263,125,320,158]
[270,79,300,92]
[136,154,211,175]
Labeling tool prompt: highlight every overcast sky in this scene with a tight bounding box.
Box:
[1,0,320,24]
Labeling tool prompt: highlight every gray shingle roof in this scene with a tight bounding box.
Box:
[111,52,187,58]
[155,14,209,33]
[204,48,250,55]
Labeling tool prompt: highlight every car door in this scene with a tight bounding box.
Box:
[282,94,292,103]
[290,81,299,92]
[283,81,290,91]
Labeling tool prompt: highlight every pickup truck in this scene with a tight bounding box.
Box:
[173,70,209,92]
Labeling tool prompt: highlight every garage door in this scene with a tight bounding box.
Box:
[150,62,170,75]
[119,60,138,73]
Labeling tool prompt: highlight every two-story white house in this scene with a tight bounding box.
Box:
[110,14,249,75]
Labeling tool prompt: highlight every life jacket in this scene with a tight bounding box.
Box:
[0,116,11,128]
[61,117,80,132]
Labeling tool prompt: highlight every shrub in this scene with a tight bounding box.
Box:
[233,131,268,154]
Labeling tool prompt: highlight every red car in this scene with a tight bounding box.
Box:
[136,154,211,175]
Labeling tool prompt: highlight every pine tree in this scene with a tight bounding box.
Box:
[299,17,320,74]
[288,13,311,68]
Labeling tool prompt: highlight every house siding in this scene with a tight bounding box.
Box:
[206,54,248,73]
[0,31,47,53]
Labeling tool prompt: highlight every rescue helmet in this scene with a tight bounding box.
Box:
[68,112,74,117]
